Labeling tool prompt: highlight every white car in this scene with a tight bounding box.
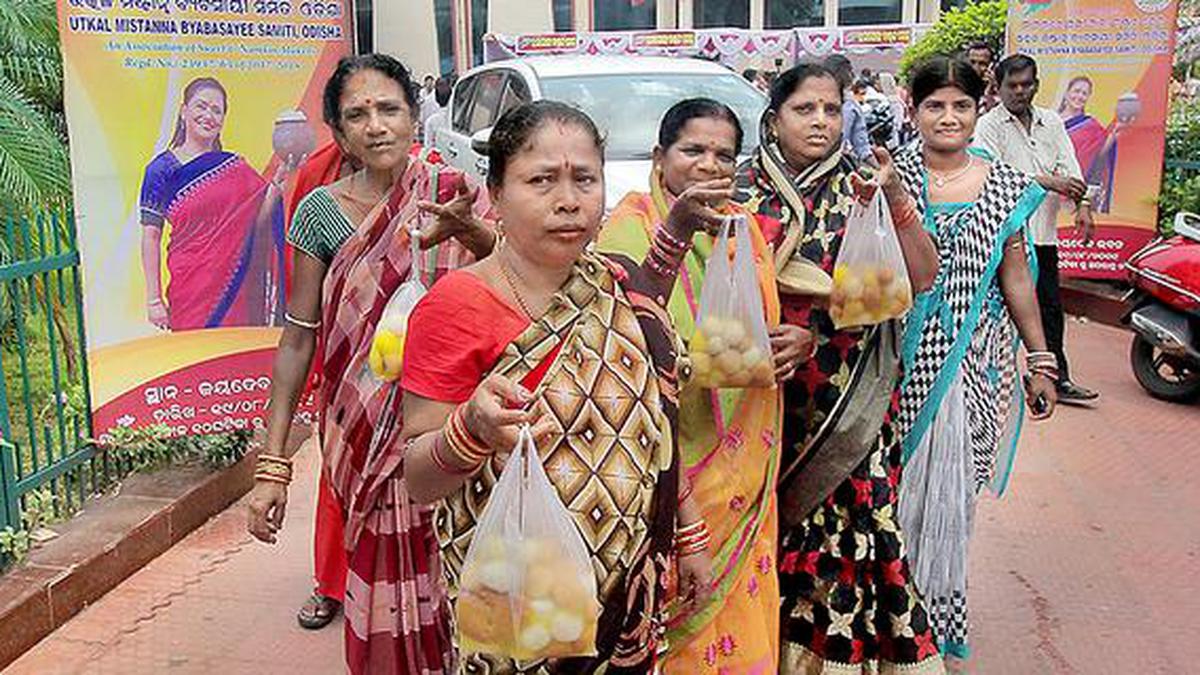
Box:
[433,55,767,208]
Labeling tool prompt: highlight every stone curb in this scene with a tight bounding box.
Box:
[1062,279,1129,328]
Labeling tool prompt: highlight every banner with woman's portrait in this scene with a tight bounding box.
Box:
[57,0,353,438]
[1008,0,1179,279]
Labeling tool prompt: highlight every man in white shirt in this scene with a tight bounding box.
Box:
[418,75,443,135]
[974,54,1099,404]
[422,76,452,147]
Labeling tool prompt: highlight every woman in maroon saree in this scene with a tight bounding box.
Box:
[140,76,288,331]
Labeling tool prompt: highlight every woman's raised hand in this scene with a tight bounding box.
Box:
[849,146,902,204]
[270,153,307,190]
[417,180,480,249]
[666,178,736,236]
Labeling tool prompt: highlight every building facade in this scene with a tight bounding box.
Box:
[374,0,964,80]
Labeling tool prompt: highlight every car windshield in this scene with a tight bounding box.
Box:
[539,72,767,161]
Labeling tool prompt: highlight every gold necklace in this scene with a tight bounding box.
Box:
[928,154,975,188]
[497,247,536,319]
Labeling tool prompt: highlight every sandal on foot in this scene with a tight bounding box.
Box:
[297,592,342,630]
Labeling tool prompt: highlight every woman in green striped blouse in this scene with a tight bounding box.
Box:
[245,54,494,674]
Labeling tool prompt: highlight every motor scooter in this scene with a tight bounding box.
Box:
[1124,211,1200,402]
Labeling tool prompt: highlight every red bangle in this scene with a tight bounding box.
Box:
[445,405,489,464]
[429,434,479,476]
[677,534,711,557]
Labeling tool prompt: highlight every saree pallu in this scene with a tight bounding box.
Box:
[891,148,1045,659]
[162,151,284,330]
[599,179,782,675]
[736,148,944,674]
[435,252,682,674]
[318,156,488,675]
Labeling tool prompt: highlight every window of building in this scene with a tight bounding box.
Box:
[839,0,902,25]
[765,0,824,29]
[695,0,749,28]
[594,0,657,30]
[553,0,573,31]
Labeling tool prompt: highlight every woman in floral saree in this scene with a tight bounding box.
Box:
[735,63,943,674]
[599,98,814,674]
[245,54,494,675]
[399,101,728,673]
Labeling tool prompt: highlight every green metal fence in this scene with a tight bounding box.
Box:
[0,207,97,533]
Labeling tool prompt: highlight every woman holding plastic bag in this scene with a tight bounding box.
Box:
[399,101,723,673]
[891,57,1058,670]
[244,54,494,675]
[597,98,802,673]
[734,62,941,673]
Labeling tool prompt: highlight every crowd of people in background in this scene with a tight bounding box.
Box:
[239,38,1110,674]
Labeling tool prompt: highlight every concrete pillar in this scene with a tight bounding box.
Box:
[679,0,694,28]
[915,0,941,24]
[454,0,471,72]
[574,0,592,30]
[658,0,678,28]
[824,0,838,27]
[489,0,552,35]
[750,0,764,29]
[375,0,440,80]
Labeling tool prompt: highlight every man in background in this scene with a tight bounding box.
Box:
[965,41,1000,113]
[825,54,872,161]
[422,76,453,146]
[418,73,444,135]
[975,54,1100,404]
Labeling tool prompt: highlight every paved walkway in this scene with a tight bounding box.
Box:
[7,320,1200,674]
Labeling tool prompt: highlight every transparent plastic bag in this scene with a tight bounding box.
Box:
[689,214,774,389]
[455,426,600,660]
[368,224,427,382]
[830,191,913,330]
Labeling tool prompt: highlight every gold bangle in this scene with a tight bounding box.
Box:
[254,473,291,485]
[257,453,292,466]
[254,461,292,482]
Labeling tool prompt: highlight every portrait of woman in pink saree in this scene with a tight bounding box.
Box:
[1058,75,1131,214]
[140,77,288,331]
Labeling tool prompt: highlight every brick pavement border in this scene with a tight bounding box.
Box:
[0,425,309,669]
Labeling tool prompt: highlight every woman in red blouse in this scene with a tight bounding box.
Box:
[398,100,730,673]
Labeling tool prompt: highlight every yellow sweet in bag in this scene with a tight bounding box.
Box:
[457,536,600,660]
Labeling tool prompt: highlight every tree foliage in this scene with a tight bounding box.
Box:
[899,0,1008,81]
[1158,99,1200,232]
[0,0,70,214]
